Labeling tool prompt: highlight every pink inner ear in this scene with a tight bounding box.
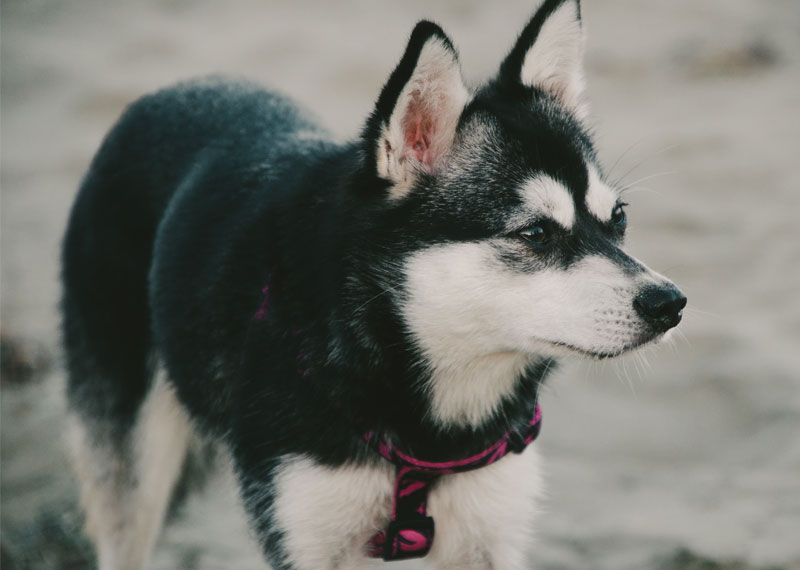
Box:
[402,97,438,170]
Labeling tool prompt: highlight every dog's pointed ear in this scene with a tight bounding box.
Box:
[362,21,469,191]
[498,0,587,119]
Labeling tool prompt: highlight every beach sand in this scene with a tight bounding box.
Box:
[2,0,799,568]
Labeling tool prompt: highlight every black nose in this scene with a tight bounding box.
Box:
[633,285,687,333]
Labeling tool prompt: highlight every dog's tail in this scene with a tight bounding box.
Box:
[61,85,202,431]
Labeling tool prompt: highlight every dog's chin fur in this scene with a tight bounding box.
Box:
[61,1,685,568]
[543,332,667,360]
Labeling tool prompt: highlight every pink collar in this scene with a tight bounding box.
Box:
[363,404,542,561]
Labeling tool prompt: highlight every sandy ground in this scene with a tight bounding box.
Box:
[2,0,800,568]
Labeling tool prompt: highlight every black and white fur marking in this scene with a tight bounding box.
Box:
[61,1,686,568]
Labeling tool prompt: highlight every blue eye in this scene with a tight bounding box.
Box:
[612,203,627,230]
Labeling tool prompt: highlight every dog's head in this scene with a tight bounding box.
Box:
[355,0,685,425]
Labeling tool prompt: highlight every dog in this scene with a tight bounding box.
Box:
[61,0,686,568]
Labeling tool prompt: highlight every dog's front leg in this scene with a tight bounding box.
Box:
[237,454,396,570]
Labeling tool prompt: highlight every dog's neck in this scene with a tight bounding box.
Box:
[370,349,552,462]
[327,286,552,454]
[424,350,536,429]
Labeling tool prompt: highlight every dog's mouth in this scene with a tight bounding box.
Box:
[545,333,663,360]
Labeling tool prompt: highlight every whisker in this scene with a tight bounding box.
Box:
[609,143,681,189]
[634,350,651,376]
[618,186,659,195]
[617,170,678,195]
[617,357,637,396]
[605,138,646,183]
[629,353,643,379]
[642,348,654,374]
[673,328,692,348]
[349,283,400,315]
[683,307,721,319]
[662,334,679,355]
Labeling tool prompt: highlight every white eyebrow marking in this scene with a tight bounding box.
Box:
[514,175,576,229]
[585,168,619,221]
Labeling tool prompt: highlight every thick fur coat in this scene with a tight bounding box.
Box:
[61,1,685,568]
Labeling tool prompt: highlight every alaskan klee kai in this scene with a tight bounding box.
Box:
[62,0,686,568]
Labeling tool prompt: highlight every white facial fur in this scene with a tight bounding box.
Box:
[401,243,666,427]
[520,0,588,119]
[586,167,619,221]
[511,175,576,229]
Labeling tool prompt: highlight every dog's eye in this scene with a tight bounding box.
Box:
[612,203,628,230]
[519,223,553,246]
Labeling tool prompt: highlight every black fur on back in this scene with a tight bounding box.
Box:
[62,72,560,454]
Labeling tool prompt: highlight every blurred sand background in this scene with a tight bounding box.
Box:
[2,0,799,568]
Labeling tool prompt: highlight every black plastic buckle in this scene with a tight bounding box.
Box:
[381,516,435,561]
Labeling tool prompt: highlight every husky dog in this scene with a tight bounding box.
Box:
[62,0,686,568]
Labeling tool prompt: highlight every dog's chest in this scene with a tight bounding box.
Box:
[271,447,543,569]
